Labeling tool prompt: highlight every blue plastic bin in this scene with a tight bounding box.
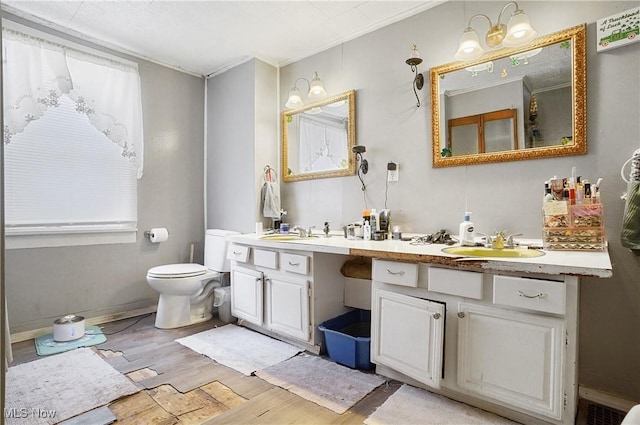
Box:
[318,309,373,370]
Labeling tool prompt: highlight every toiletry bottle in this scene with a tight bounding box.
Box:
[362,209,370,225]
[363,219,371,241]
[584,182,592,204]
[459,212,475,246]
[370,208,378,233]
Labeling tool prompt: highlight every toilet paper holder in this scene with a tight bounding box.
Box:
[144,229,170,239]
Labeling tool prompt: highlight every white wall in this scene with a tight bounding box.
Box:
[279,1,640,401]
[206,59,277,233]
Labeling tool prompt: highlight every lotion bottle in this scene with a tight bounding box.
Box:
[363,219,371,241]
[459,212,475,246]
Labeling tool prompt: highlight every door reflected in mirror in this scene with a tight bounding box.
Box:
[282,90,356,182]
[431,24,586,167]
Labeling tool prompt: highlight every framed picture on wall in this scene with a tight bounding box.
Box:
[597,6,639,52]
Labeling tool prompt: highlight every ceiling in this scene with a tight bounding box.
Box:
[1,1,444,77]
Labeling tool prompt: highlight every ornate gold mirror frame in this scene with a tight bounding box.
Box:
[430,24,586,167]
[282,90,356,182]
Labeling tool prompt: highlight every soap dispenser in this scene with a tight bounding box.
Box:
[459,212,475,246]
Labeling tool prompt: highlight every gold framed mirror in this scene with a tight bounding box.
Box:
[282,90,356,182]
[430,24,586,167]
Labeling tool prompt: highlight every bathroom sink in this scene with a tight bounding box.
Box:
[259,234,319,241]
[441,246,545,258]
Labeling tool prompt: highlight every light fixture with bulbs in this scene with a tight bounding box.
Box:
[284,72,327,109]
[405,44,424,107]
[454,1,537,62]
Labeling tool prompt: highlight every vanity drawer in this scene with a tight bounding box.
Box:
[427,267,483,299]
[227,245,250,263]
[254,249,278,269]
[493,276,566,315]
[372,259,419,287]
[281,253,310,275]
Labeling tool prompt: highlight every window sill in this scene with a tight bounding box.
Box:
[5,230,137,249]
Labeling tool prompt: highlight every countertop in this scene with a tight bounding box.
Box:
[227,233,613,278]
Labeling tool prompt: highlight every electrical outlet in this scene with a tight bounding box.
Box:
[387,162,399,181]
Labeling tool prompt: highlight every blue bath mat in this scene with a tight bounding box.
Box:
[35,325,107,356]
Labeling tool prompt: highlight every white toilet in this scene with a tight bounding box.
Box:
[146,229,239,329]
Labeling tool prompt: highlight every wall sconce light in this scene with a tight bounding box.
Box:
[352,145,368,191]
[285,72,327,109]
[454,1,537,62]
[405,44,424,108]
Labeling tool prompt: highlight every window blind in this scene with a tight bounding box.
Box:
[4,94,137,234]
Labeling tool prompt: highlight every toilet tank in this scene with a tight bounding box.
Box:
[204,229,240,272]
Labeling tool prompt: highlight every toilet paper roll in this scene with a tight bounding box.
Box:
[149,228,169,243]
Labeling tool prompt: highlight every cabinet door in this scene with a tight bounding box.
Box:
[371,288,445,388]
[457,303,564,420]
[266,275,310,342]
[230,266,263,326]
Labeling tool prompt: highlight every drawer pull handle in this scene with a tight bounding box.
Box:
[517,290,546,299]
[288,261,300,267]
[386,269,405,276]
[457,312,465,318]
[233,251,242,255]
[433,313,441,320]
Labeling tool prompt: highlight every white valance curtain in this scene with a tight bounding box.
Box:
[2,26,144,178]
[299,115,348,173]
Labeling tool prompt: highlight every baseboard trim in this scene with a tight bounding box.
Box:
[10,304,157,343]
[578,385,638,413]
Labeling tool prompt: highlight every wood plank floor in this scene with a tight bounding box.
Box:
[10,314,401,424]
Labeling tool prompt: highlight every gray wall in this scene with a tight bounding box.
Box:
[206,58,277,234]
[279,1,640,401]
[4,15,206,333]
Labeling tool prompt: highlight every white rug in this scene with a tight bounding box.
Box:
[175,324,302,376]
[255,353,386,414]
[365,384,519,425]
[5,347,139,425]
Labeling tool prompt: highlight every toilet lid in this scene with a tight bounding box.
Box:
[148,263,208,279]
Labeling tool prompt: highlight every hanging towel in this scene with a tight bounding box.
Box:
[621,149,640,252]
[261,166,281,219]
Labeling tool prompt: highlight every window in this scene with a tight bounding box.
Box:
[2,22,143,248]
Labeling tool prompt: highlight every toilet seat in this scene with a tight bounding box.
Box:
[147,263,209,279]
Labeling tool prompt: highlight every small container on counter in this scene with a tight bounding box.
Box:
[280,223,290,234]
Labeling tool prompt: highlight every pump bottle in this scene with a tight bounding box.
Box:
[459,212,475,246]
[370,209,379,233]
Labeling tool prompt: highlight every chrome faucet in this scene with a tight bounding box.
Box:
[292,225,315,238]
[292,225,307,237]
[505,233,523,248]
[481,231,522,249]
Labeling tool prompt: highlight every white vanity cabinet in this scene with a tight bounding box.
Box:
[371,287,445,388]
[230,266,264,325]
[453,274,572,422]
[370,259,445,389]
[457,302,565,420]
[228,243,346,350]
[370,259,578,425]
[265,273,310,341]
